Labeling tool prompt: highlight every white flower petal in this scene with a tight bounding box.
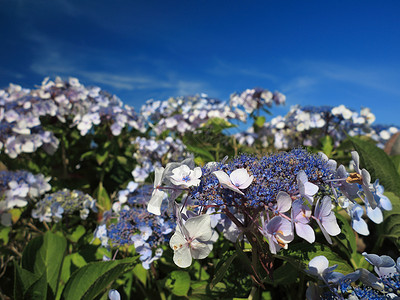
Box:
[184,214,212,242]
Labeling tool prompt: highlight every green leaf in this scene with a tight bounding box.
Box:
[185,144,215,161]
[235,241,254,275]
[391,155,400,175]
[96,150,109,165]
[132,264,147,286]
[350,136,400,197]
[334,212,356,257]
[94,182,111,211]
[381,192,400,247]
[276,242,354,275]
[67,225,86,243]
[165,270,191,297]
[262,262,298,285]
[24,271,49,300]
[116,155,128,165]
[21,231,67,296]
[254,116,266,128]
[80,150,95,160]
[204,117,236,132]
[14,262,41,299]
[0,226,11,244]
[210,252,237,289]
[320,135,333,157]
[61,257,137,300]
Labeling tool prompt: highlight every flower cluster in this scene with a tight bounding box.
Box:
[131,136,187,182]
[140,88,285,136]
[237,104,399,149]
[229,88,286,115]
[147,148,391,268]
[0,83,59,158]
[101,184,175,269]
[0,170,51,226]
[0,77,146,158]
[31,189,97,222]
[192,149,334,208]
[306,254,400,299]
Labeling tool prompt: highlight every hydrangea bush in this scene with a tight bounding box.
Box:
[1,77,399,299]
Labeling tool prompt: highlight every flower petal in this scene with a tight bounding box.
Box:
[295,223,315,243]
[184,214,212,242]
[147,189,166,215]
[276,191,292,213]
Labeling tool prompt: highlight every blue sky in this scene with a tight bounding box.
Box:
[1,0,400,125]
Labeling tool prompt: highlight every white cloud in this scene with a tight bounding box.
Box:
[301,60,400,96]
[26,32,211,97]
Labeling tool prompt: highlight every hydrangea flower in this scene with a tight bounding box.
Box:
[260,216,294,254]
[32,189,97,222]
[170,214,213,268]
[313,196,341,244]
[170,165,202,188]
[306,254,400,299]
[0,170,51,225]
[291,199,315,243]
[107,184,174,269]
[108,289,120,300]
[297,170,319,205]
[212,168,254,195]
[349,151,376,208]
[147,167,167,215]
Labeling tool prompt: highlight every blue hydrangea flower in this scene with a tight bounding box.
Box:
[32,189,97,222]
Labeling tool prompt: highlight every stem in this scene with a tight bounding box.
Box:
[248,286,258,300]
[223,208,245,229]
[43,221,50,231]
[61,137,68,178]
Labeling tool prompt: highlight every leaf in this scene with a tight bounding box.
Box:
[0,226,11,244]
[254,116,266,128]
[165,270,191,296]
[350,136,400,197]
[96,150,109,165]
[334,212,356,257]
[116,155,128,165]
[185,144,215,161]
[24,271,49,300]
[80,150,95,160]
[94,182,111,211]
[9,208,22,223]
[320,135,333,157]
[21,231,67,296]
[67,225,86,243]
[61,257,137,300]
[235,241,254,275]
[269,262,298,285]
[276,242,354,275]
[204,117,236,132]
[380,192,400,248]
[132,264,147,286]
[391,155,400,175]
[14,262,41,299]
[210,252,237,289]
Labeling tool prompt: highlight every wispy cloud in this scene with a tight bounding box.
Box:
[25,31,212,97]
[300,60,400,96]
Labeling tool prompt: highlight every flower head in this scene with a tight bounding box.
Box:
[314,196,340,244]
[170,165,202,188]
[170,214,213,268]
[260,216,294,254]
